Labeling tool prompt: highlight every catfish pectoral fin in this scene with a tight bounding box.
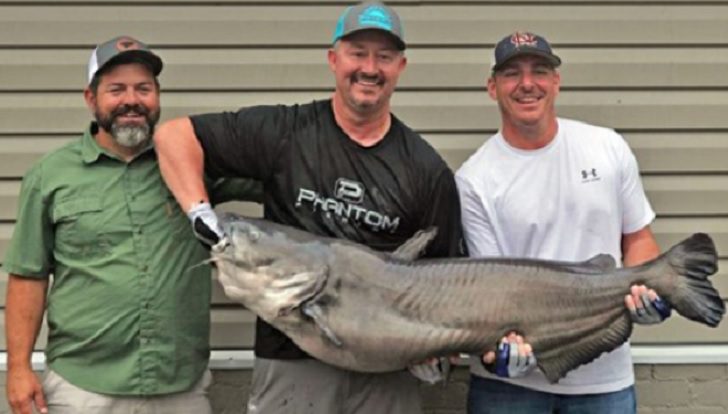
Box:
[391,227,438,261]
[302,302,343,347]
[438,357,452,388]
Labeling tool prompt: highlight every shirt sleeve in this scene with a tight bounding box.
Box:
[455,173,501,258]
[616,134,656,234]
[2,165,53,278]
[419,166,466,258]
[207,177,264,205]
[190,105,291,181]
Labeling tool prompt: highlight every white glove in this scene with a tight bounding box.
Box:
[408,358,448,384]
[187,202,229,251]
[627,286,672,325]
[482,335,537,378]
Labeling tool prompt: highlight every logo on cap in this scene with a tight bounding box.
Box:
[510,32,538,48]
[115,37,141,52]
[358,5,393,31]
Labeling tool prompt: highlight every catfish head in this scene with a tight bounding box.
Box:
[212,216,329,324]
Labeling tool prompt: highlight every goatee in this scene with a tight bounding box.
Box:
[111,123,151,148]
[96,103,160,148]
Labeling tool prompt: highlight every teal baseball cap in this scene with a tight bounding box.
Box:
[332,1,405,50]
[87,35,163,85]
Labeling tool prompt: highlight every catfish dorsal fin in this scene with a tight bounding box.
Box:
[391,227,438,261]
[583,254,617,272]
[556,254,616,275]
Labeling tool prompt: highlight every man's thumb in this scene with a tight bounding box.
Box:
[33,387,48,414]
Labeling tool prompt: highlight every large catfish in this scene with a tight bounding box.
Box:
[212,214,724,383]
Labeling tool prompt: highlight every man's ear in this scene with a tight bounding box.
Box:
[487,76,497,101]
[398,54,407,71]
[327,48,337,73]
[83,87,96,113]
[553,70,561,97]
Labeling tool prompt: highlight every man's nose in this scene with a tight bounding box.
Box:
[519,72,535,89]
[360,54,378,74]
[120,89,141,105]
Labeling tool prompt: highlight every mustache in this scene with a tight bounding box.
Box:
[352,73,383,85]
[111,104,150,118]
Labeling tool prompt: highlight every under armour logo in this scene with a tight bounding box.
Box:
[581,168,600,182]
[581,168,597,179]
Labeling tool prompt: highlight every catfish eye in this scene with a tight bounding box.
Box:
[249,231,260,242]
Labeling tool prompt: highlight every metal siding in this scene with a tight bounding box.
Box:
[3,5,728,46]
[4,48,728,91]
[0,0,726,350]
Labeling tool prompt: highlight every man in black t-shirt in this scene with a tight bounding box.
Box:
[154,2,463,412]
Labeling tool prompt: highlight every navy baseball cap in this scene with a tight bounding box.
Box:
[332,1,405,50]
[491,31,561,72]
[87,36,163,85]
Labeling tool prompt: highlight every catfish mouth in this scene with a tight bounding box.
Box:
[216,222,264,269]
[221,222,296,271]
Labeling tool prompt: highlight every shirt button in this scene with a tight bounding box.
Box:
[140,264,148,272]
[136,228,143,235]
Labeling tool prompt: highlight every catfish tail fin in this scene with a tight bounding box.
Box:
[662,233,724,327]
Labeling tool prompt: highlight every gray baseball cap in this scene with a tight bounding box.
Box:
[87,36,163,85]
[332,1,405,50]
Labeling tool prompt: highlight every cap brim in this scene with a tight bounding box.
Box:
[493,49,561,72]
[99,50,163,77]
[338,28,406,50]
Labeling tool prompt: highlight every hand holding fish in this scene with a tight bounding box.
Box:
[625,284,672,325]
[187,202,229,251]
[407,357,450,384]
[482,333,537,378]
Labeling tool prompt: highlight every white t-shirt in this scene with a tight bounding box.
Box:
[455,117,655,395]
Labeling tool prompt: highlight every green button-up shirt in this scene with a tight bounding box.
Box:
[3,125,211,396]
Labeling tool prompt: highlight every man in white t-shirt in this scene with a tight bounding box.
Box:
[455,31,672,413]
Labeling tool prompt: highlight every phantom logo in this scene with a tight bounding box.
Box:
[295,178,401,232]
[335,178,364,204]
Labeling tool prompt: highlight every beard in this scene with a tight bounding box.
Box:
[96,103,160,148]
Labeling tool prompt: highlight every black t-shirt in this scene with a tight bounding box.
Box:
[191,99,464,359]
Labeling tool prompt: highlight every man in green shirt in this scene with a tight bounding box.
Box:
[4,36,217,414]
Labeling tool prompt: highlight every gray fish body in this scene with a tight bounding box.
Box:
[214,215,724,383]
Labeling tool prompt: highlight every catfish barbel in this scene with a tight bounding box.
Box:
[211,214,724,383]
